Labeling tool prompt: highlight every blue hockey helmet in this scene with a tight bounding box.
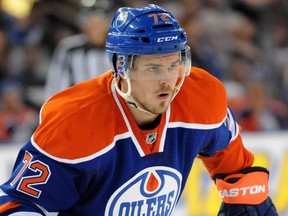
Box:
[105,4,189,75]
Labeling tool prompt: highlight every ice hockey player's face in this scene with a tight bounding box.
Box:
[129,52,180,114]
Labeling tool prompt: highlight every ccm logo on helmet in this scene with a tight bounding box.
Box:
[219,185,266,198]
[157,36,178,43]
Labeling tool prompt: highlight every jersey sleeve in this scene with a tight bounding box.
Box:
[198,107,254,179]
[0,190,44,216]
[0,141,88,215]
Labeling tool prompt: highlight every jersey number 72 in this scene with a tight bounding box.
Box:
[10,150,51,198]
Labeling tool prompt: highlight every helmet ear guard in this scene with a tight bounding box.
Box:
[116,54,131,79]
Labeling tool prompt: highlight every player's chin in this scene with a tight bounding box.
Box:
[154,102,170,114]
[150,108,167,115]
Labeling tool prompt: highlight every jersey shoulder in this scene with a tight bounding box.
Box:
[172,67,227,124]
[33,71,127,161]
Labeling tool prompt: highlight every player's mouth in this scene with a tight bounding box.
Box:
[157,92,170,100]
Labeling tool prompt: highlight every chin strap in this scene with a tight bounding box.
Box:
[113,77,151,114]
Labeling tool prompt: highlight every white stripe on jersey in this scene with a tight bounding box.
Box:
[227,107,239,142]
[0,188,6,196]
[31,131,131,164]
[168,107,239,143]
[168,119,225,130]
[9,213,43,216]
[0,189,58,216]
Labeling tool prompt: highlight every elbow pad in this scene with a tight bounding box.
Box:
[214,167,278,216]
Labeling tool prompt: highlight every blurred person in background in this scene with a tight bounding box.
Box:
[1,0,79,108]
[228,0,288,106]
[44,5,111,100]
[267,17,288,107]
[224,55,288,131]
[0,0,17,81]
[0,29,8,80]
[175,0,228,80]
[0,80,38,144]
[237,79,287,131]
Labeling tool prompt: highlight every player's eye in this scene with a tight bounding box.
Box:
[168,64,178,71]
[146,66,162,73]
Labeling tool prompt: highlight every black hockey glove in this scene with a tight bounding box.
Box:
[214,167,278,216]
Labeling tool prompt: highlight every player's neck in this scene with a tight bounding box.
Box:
[128,105,160,128]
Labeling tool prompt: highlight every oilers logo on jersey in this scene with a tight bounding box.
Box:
[105,166,182,216]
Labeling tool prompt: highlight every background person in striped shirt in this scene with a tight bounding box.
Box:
[44,7,112,99]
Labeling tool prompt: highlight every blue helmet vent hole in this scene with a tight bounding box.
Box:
[136,29,145,33]
[141,37,150,43]
[152,24,173,29]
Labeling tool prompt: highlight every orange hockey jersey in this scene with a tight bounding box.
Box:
[0,67,253,215]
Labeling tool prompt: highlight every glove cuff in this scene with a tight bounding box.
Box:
[215,167,269,205]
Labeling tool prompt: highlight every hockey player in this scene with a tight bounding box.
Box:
[0,4,278,216]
